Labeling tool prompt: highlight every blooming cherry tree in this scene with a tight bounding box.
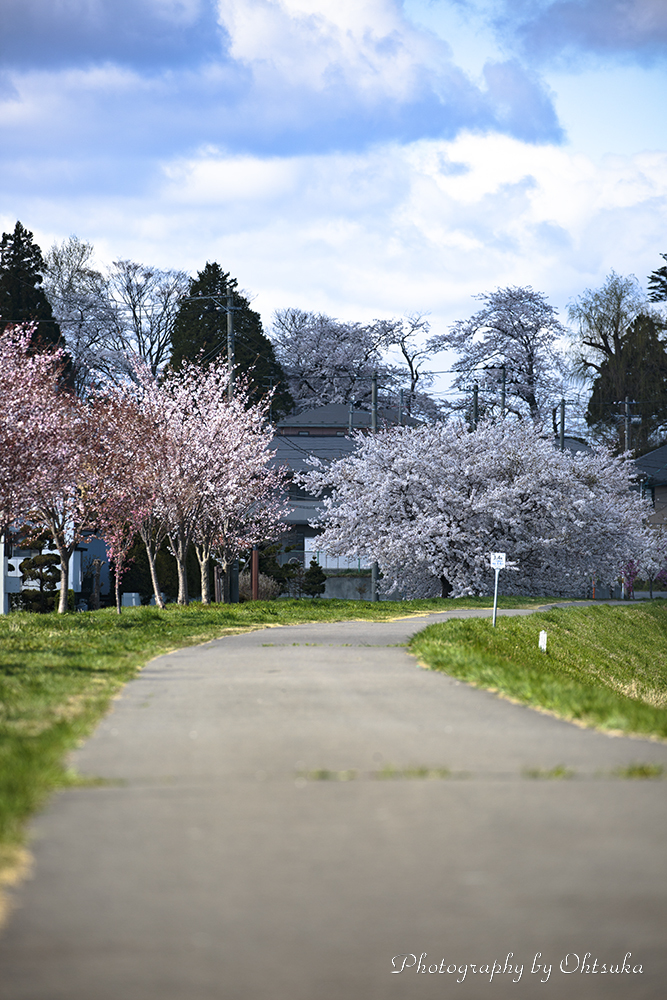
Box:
[304,419,651,598]
[125,360,288,605]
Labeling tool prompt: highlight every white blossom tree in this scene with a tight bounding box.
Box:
[303,418,650,598]
[430,286,568,422]
[270,308,403,410]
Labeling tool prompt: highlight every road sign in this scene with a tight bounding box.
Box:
[490,553,506,569]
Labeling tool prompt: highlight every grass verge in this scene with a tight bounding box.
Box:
[410,604,667,740]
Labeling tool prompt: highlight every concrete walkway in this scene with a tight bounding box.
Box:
[1,608,666,1000]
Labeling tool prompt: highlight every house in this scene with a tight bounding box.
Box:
[633,444,667,525]
[272,403,418,569]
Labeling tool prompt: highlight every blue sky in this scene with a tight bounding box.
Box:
[1,0,666,392]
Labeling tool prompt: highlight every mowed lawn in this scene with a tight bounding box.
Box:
[411,603,667,741]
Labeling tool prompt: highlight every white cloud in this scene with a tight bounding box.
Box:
[13,135,664,335]
[217,0,450,100]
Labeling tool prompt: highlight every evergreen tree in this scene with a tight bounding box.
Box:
[586,314,667,454]
[303,557,327,597]
[0,221,63,350]
[170,262,293,419]
[648,253,667,303]
[19,553,61,613]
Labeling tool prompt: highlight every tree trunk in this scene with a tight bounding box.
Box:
[55,542,71,614]
[195,542,212,605]
[439,574,452,599]
[169,530,190,605]
[139,524,165,609]
[115,570,122,614]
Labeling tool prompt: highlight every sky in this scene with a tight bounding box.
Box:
[1,0,666,397]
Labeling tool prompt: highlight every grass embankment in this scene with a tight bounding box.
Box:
[411,604,667,741]
[0,594,554,872]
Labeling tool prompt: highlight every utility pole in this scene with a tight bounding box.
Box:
[370,371,379,602]
[473,382,479,430]
[227,287,235,401]
[560,398,565,452]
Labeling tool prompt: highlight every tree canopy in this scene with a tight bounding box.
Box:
[586,313,667,454]
[0,221,62,352]
[171,263,293,419]
[430,286,567,422]
[304,419,649,599]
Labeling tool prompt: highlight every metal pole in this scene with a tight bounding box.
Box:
[560,398,565,451]
[492,568,500,627]
[251,545,259,601]
[473,382,478,429]
[348,402,353,434]
[227,288,235,401]
[370,370,379,601]
[625,396,631,452]
[500,365,506,418]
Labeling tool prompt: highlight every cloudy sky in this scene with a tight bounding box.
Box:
[1,0,666,391]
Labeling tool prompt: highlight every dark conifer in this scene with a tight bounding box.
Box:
[0,221,63,350]
[170,262,293,419]
[648,253,667,303]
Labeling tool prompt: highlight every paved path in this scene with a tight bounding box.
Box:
[1,608,666,1000]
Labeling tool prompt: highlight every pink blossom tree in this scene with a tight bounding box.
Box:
[0,325,99,612]
[126,360,288,605]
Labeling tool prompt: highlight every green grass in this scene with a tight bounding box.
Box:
[410,604,667,740]
[0,594,564,868]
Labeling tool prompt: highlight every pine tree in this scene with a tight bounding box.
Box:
[303,557,327,597]
[170,262,293,419]
[0,221,63,350]
[648,253,667,303]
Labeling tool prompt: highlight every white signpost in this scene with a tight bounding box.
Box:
[490,552,506,627]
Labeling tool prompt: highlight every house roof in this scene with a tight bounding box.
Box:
[634,444,667,485]
[276,402,420,431]
[271,433,357,475]
[552,435,592,456]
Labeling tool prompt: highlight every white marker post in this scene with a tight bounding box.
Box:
[490,552,506,627]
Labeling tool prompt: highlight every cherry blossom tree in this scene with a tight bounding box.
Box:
[271,308,402,410]
[430,286,568,422]
[127,361,288,605]
[0,325,97,612]
[303,418,651,599]
[0,325,56,530]
[88,393,156,613]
